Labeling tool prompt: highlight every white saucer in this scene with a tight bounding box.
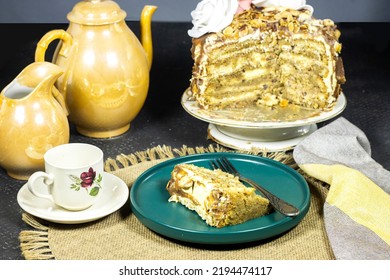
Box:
[17,172,129,224]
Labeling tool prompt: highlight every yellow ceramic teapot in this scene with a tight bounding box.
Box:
[0,62,70,180]
[35,0,157,138]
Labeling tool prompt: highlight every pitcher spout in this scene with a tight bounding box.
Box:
[14,62,68,115]
[22,61,62,86]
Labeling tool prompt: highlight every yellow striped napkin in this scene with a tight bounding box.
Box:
[293,117,390,259]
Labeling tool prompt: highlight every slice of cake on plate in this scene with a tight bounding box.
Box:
[166,163,271,228]
[187,0,346,111]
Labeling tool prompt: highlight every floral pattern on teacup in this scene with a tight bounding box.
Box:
[69,167,102,196]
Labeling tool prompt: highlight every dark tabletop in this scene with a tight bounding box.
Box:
[0,22,389,260]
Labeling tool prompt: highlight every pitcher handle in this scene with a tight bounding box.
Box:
[51,86,69,116]
[35,29,73,62]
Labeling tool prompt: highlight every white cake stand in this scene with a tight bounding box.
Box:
[181,89,346,152]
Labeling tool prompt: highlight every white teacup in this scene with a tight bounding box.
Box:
[27,143,104,211]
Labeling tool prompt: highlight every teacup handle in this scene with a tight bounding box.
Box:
[27,171,55,202]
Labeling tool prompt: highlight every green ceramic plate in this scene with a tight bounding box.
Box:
[130,152,310,244]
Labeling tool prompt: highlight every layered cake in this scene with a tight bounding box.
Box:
[187,0,346,111]
[166,163,271,228]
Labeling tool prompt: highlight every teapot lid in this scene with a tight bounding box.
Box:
[67,0,126,25]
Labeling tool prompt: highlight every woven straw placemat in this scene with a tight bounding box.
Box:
[19,145,335,260]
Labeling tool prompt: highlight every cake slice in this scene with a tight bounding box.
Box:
[166,163,271,228]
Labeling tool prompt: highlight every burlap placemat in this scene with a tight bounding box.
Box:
[19,145,335,260]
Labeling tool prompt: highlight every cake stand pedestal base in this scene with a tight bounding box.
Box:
[207,123,317,152]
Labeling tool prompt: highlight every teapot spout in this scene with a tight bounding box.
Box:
[140,5,157,70]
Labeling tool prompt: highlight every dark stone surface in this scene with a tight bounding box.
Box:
[0,22,389,259]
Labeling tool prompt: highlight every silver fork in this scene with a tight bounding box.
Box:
[210,157,300,217]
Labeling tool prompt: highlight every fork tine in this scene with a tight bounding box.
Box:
[215,158,234,175]
[210,160,218,170]
[210,158,237,175]
[221,157,237,174]
[217,158,229,173]
[210,159,225,172]
[215,159,225,171]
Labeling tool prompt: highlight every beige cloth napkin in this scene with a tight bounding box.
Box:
[20,145,335,260]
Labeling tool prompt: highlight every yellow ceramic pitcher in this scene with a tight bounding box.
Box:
[35,0,157,138]
[0,62,70,180]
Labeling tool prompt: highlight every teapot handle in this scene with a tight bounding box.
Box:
[35,29,73,62]
[35,30,72,116]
